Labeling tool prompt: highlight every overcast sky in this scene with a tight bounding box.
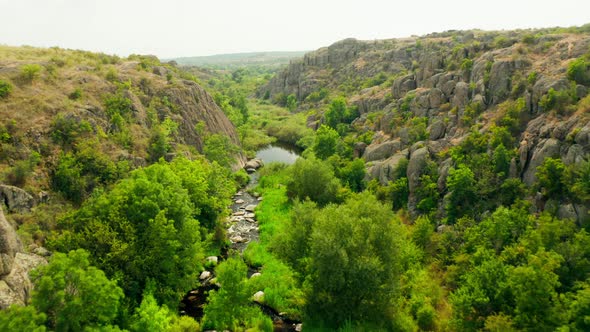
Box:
[0,0,589,58]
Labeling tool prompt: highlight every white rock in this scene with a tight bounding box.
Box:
[199,271,211,280]
[235,199,245,204]
[250,272,261,279]
[245,204,257,212]
[230,235,246,243]
[206,256,218,264]
[295,323,303,332]
[245,213,255,219]
[252,291,264,302]
[233,211,245,216]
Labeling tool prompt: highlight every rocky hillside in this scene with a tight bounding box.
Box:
[0,46,244,197]
[261,26,590,222]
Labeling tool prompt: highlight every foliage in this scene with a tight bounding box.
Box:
[203,257,270,330]
[31,249,124,331]
[313,125,339,159]
[0,305,46,332]
[51,141,123,204]
[203,133,240,168]
[567,57,590,85]
[539,87,576,113]
[50,113,93,147]
[49,157,234,307]
[20,63,42,82]
[286,157,341,206]
[446,164,477,223]
[0,79,13,98]
[324,97,359,129]
[148,117,178,162]
[305,193,402,329]
[536,157,568,200]
[131,289,173,332]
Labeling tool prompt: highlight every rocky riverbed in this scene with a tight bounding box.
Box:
[180,160,302,331]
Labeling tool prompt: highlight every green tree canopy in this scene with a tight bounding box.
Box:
[305,192,402,328]
[31,249,124,331]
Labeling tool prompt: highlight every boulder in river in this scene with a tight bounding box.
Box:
[199,271,211,280]
[245,205,257,212]
[252,291,264,303]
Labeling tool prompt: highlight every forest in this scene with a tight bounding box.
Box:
[1,24,590,332]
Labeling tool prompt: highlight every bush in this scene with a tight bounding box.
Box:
[567,58,590,85]
[0,79,12,98]
[20,64,42,82]
[286,157,341,206]
[68,87,83,100]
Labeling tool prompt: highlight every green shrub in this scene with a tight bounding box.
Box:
[0,79,12,98]
[68,87,83,100]
[567,58,590,85]
[20,64,42,82]
[539,87,576,113]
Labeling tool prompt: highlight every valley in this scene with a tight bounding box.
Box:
[1,24,590,331]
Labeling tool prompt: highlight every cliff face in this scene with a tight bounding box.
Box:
[261,28,590,221]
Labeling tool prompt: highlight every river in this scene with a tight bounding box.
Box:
[179,144,302,331]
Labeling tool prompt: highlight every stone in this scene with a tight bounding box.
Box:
[250,272,261,279]
[428,120,446,140]
[32,247,51,257]
[1,253,46,309]
[257,197,263,201]
[392,75,417,99]
[230,235,246,243]
[199,271,211,280]
[244,213,255,219]
[0,206,22,276]
[233,211,245,216]
[245,205,257,212]
[245,218,256,223]
[252,291,264,302]
[522,138,561,186]
[246,168,256,173]
[206,256,218,264]
[0,185,35,214]
[362,140,402,162]
[235,199,245,204]
[451,82,469,110]
[295,323,303,332]
[245,158,264,170]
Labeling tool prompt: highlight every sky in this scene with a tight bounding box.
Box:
[0,0,589,58]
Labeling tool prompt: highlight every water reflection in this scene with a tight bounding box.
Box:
[255,143,301,165]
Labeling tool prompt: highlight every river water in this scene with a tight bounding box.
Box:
[255,143,300,165]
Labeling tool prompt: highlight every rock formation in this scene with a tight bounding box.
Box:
[0,205,47,309]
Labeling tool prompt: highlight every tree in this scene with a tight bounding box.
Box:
[341,158,366,192]
[49,158,234,306]
[203,133,240,168]
[286,94,297,112]
[446,164,476,223]
[567,57,590,85]
[313,125,339,160]
[30,249,124,331]
[286,157,341,206]
[0,305,46,332]
[131,291,172,332]
[305,192,402,328]
[507,250,562,330]
[536,157,568,200]
[203,257,268,330]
